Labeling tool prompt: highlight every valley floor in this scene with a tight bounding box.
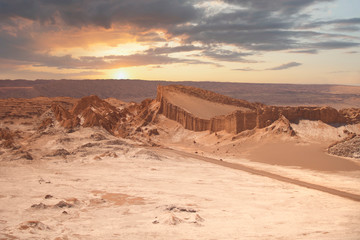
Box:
[1,127,360,239]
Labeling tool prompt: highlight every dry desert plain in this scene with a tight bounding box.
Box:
[0,84,360,240]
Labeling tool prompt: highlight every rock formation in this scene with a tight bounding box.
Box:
[328,133,360,159]
[33,85,359,138]
[156,85,359,134]
[47,95,127,135]
[0,127,16,148]
[45,95,157,137]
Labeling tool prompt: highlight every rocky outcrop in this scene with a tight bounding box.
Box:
[47,95,127,135]
[328,134,360,159]
[51,104,79,129]
[0,127,16,148]
[339,108,360,123]
[264,115,296,136]
[256,105,346,128]
[132,99,160,127]
[72,95,123,133]
[156,85,359,134]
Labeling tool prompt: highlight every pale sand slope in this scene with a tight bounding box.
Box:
[163,90,249,119]
[151,116,360,195]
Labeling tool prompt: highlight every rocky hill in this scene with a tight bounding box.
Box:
[40,95,129,136]
[156,85,360,134]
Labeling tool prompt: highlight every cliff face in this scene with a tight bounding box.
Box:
[159,97,210,132]
[157,85,358,134]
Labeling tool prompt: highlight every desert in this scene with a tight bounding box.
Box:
[1,0,360,239]
[1,82,360,239]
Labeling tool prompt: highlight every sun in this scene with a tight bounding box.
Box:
[113,70,129,79]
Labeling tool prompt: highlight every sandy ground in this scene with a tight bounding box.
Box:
[1,132,360,239]
[247,141,360,171]
[164,91,248,119]
[1,113,360,239]
[151,116,360,195]
[152,146,360,202]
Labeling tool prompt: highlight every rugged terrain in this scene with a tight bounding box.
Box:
[1,84,360,239]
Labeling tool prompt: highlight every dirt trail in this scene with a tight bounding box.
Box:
[151,146,360,202]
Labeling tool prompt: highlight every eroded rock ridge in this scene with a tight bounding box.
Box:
[157,85,360,134]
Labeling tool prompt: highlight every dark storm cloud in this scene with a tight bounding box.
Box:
[168,0,358,53]
[0,0,199,29]
[268,62,302,70]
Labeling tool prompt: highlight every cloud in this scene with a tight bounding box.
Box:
[233,62,302,71]
[0,0,199,29]
[311,41,360,49]
[34,53,218,69]
[289,49,318,54]
[301,18,360,31]
[223,0,333,15]
[145,45,203,55]
[0,0,359,77]
[233,67,257,71]
[0,68,103,79]
[268,62,302,70]
[199,49,256,62]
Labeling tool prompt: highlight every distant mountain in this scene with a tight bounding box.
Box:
[0,79,359,108]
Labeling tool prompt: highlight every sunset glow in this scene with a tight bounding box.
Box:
[0,0,359,84]
[113,70,129,80]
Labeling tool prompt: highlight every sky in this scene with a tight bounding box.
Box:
[0,0,359,85]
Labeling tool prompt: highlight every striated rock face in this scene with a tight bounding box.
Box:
[159,98,210,132]
[51,104,79,129]
[71,95,124,134]
[156,85,359,134]
[132,99,160,127]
